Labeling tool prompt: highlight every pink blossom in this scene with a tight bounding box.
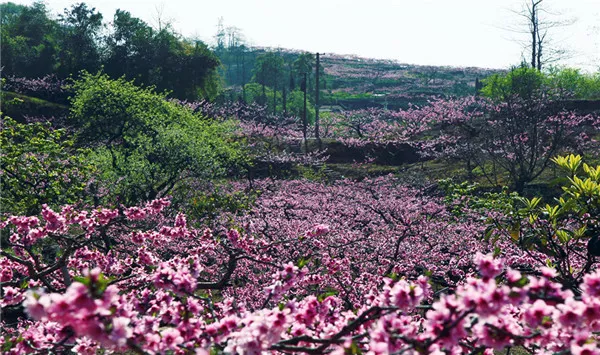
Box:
[161,328,184,350]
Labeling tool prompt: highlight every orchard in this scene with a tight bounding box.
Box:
[3,147,600,353]
[2,43,600,354]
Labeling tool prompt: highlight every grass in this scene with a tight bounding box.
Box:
[1,91,69,121]
[325,163,400,180]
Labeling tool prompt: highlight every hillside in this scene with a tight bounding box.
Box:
[320,54,503,109]
[216,46,503,110]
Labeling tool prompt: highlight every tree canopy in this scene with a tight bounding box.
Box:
[69,72,246,205]
[0,2,221,100]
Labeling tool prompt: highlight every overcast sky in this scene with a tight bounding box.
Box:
[13,0,600,70]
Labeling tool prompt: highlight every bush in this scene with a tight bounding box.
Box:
[490,154,600,290]
[0,116,95,215]
[482,64,600,101]
[0,92,69,122]
[69,72,247,206]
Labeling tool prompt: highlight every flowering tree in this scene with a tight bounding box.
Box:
[181,100,329,177]
[3,197,600,354]
[354,96,599,193]
[181,96,598,190]
[225,176,500,300]
[2,159,600,353]
[1,198,245,353]
[3,75,69,103]
[5,67,600,354]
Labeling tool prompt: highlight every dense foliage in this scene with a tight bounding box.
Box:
[0,117,95,216]
[482,65,600,101]
[0,1,220,100]
[69,72,246,206]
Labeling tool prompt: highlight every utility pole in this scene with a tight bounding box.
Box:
[302,72,308,153]
[315,52,321,150]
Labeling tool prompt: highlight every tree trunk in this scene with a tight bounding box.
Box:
[514,178,526,195]
[530,1,538,69]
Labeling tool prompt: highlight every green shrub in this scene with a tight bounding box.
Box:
[482,65,600,101]
[70,72,247,206]
[0,116,95,215]
[490,154,600,289]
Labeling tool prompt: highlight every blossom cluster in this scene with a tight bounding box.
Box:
[1,178,599,354]
[4,75,68,102]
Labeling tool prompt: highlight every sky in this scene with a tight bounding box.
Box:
[12,0,600,71]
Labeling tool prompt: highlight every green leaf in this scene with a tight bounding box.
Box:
[513,277,529,288]
[556,230,571,244]
[493,246,501,257]
[345,341,363,355]
[73,275,90,286]
[297,257,310,268]
[318,291,338,302]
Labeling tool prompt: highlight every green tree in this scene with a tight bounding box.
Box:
[481,64,545,101]
[1,3,222,101]
[292,53,314,77]
[253,52,284,112]
[177,39,222,100]
[0,1,58,77]
[104,9,154,84]
[0,1,23,25]
[287,89,315,124]
[69,72,245,205]
[493,155,600,290]
[57,2,104,76]
[242,83,281,113]
[545,67,600,99]
[105,11,221,100]
[0,116,95,216]
[292,52,316,92]
[482,65,600,101]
